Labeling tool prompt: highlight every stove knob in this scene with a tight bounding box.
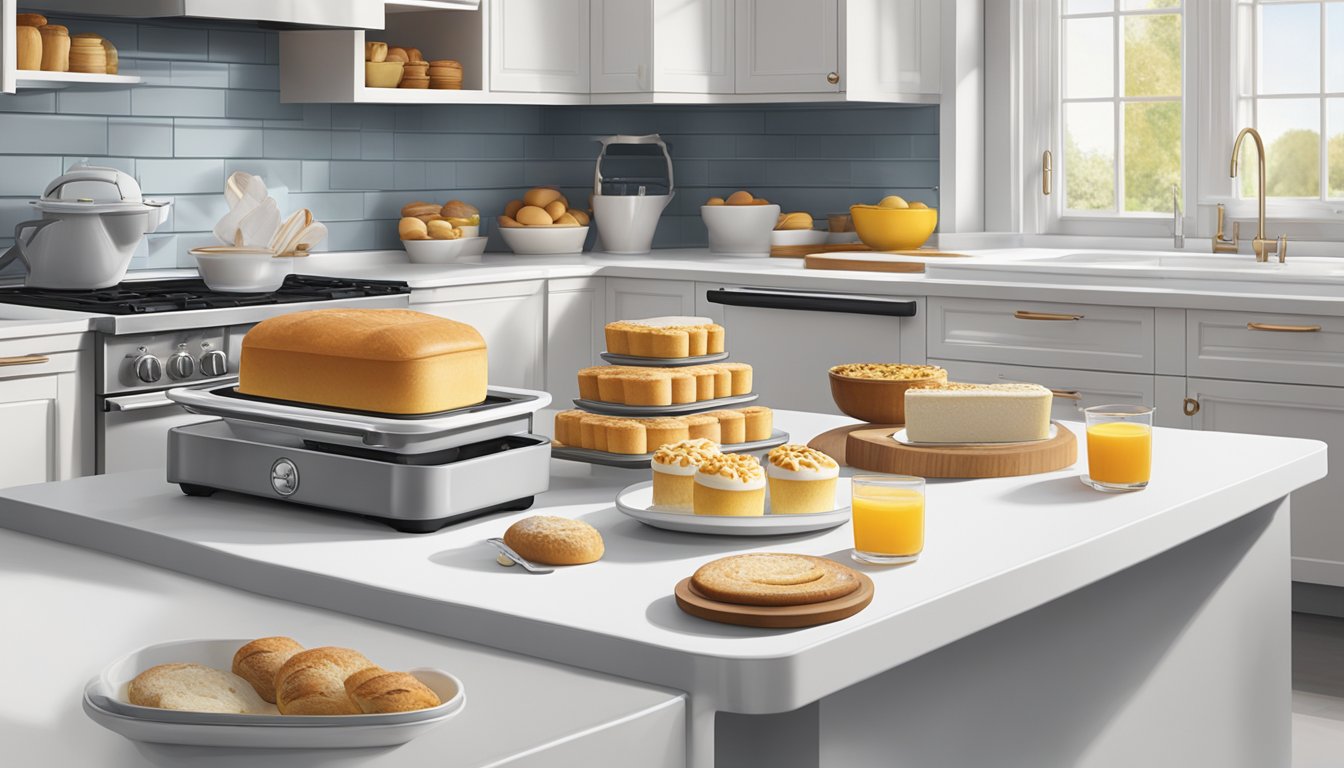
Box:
[200,349,229,378]
[134,354,163,384]
[167,352,195,380]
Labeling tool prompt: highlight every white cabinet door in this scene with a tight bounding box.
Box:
[605,278,697,322]
[734,0,839,94]
[491,0,591,93]
[653,0,733,94]
[546,277,606,403]
[413,282,546,390]
[1187,309,1344,388]
[2,0,15,94]
[845,0,941,96]
[590,0,651,93]
[1187,378,1344,588]
[0,375,57,487]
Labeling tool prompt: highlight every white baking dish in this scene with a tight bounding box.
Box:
[192,248,293,293]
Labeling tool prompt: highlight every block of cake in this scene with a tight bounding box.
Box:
[693,453,766,517]
[605,317,726,359]
[552,407,774,455]
[903,383,1053,444]
[576,362,753,406]
[765,445,840,514]
[652,439,722,511]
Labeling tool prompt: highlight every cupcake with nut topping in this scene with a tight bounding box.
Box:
[652,439,722,512]
[765,444,840,514]
[694,453,767,517]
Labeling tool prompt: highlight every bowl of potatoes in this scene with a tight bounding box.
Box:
[398,199,479,263]
[849,195,937,251]
[701,190,780,256]
[497,187,590,255]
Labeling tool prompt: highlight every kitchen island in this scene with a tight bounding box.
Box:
[0,409,1326,767]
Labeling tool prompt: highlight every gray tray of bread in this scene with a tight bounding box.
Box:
[574,392,758,417]
[600,351,730,367]
[553,429,790,469]
[82,637,464,748]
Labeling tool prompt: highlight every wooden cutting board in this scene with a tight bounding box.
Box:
[841,422,1078,478]
[770,242,872,258]
[674,573,875,629]
[802,250,971,274]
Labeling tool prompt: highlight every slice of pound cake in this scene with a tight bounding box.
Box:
[903,383,1053,443]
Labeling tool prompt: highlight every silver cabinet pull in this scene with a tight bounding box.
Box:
[1014,310,1084,321]
[1247,322,1320,333]
[0,354,49,367]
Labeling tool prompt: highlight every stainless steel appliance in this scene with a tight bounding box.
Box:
[166,384,553,533]
[0,275,412,473]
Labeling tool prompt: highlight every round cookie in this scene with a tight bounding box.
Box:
[503,515,604,565]
[690,553,861,607]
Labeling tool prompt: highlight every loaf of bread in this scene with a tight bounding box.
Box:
[576,362,751,406]
[552,407,772,454]
[604,317,726,359]
[345,670,442,714]
[503,516,604,565]
[128,663,267,714]
[232,636,304,703]
[238,309,488,415]
[274,647,375,715]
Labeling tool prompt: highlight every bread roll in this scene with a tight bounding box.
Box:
[386,47,408,63]
[554,212,580,227]
[569,209,590,226]
[440,200,478,220]
[129,663,266,714]
[705,197,725,206]
[366,41,388,62]
[401,201,440,219]
[342,665,388,695]
[16,13,47,26]
[232,636,305,703]
[238,309,488,415]
[407,47,424,62]
[427,219,461,240]
[503,516,604,565]
[275,647,373,715]
[504,199,524,219]
[544,200,567,221]
[498,215,523,228]
[515,205,552,226]
[726,190,754,205]
[399,216,429,241]
[776,212,813,230]
[523,187,563,208]
[346,671,441,714]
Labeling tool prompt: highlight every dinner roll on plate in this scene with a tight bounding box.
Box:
[128,663,267,714]
[275,647,374,715]
[232,636,305,703]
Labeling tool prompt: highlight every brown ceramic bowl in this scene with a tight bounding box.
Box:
[828,365,947,425]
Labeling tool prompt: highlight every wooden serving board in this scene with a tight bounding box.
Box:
[843,421,1078,478]
[674,573,875,629]
[803,251,970,274]
[770,242,871,258]
[807,423,902,467]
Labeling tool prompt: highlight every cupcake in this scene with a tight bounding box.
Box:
[765,445,839,514]
[694,453,766,517]
[652,439,722,511]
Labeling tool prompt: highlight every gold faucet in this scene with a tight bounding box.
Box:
[1228,127,1287,263]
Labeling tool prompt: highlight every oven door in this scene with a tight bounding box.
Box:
[98,385,230,474]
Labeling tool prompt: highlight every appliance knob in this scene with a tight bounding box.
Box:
[167,352,195,380]
[200,350,229,378]
[134,354,163,384]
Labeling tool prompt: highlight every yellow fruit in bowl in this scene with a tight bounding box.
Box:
[878,195,910,209]
[849,204,938,251]
[706,197,726,206]
[909,201,929,210]
[726,190,755,205]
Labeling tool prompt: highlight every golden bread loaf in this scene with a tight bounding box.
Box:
[503,516,604,565]
[128,663,267,714]
[691,553,861,606]
[238,309,488,415]
[274,647,374,715]
[232,636,305,703]
[345,671,442,714]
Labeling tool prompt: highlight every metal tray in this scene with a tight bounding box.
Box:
[573,392,758,417]
[552,429,789,469]
[600,351,729,367]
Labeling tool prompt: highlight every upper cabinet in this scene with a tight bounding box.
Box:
[590,0,733,95]
[490,0,590,94]
[845,0,941,97]
[734,0,838,94]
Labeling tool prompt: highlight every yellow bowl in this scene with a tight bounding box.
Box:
[365,60,404,88]
[849,205,938,251]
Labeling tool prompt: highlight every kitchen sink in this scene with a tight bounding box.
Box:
[924,249,1344,295]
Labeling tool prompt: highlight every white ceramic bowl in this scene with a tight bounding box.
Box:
[770,229,828,247]
[192,248,291,293]
[701,204,781,256]
[459,236,488,257]
[403,238,468,264]
[456,224,480,238]
[498,226,589,255]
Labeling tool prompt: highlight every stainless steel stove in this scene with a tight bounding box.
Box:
[0,275,412,473]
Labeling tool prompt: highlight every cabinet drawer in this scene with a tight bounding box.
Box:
[928,297,1154,373]
[0,348,80,381]
[929,359,1154,423]
[1187,310,1344,387]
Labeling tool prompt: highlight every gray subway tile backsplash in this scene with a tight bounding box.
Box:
[0,19,938,262]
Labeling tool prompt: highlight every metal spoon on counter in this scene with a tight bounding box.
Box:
[487,537,553,574]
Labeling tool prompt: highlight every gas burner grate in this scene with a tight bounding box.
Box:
[0,275,410,315]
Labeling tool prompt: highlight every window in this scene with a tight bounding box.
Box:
[1235,0,1344,202]
[1058,0,1184,216]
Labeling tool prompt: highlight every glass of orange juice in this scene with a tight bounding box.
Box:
[850,475,925,565]
[1083,404,1154,492]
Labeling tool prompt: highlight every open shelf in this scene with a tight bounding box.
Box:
[16,70,141,89]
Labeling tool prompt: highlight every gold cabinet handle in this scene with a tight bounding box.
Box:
[1042,150,1053,196]
[0,354,49,367]
[1014,310,1084,321]
[826,72,840,85]
[1247,322,1321,333]
[1183,397,1200,416]
[1049,388,1082,400]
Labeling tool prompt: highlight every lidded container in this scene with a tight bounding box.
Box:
[591,134,675,255]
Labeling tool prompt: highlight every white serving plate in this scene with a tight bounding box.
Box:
[574,392,758,416]
[891,424,1058,447]
[616,479,851,536]
[552,428,790,469]
[82,638,465,749]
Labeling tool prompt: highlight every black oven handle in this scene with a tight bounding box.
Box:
[705,288,917,317]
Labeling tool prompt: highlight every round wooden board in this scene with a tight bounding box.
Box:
[807,423,902,467]
[844,421,1078,478]
[673,572,875,629]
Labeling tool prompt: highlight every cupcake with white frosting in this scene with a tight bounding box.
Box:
[765,444,840,514]
[652,439,721,512]
[693,453,766,517]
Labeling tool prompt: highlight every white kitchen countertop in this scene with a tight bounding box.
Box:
[0,410,1326,717]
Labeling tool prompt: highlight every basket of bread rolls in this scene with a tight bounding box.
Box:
[398,199,485,262]
[701,190,781,256]
[81,636,464,748]
[497,186,591,255]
